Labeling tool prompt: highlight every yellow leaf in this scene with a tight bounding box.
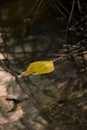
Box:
[21,61,54,76]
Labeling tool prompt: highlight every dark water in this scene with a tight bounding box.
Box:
[0,0,86,74]
[0,1,87,130]
[0,0,67,74]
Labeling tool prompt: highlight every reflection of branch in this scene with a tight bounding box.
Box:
[69,15,87,31]
[25,0,41,18]
[54,0,70,16]
[53,0,67,17]
[24,0,44,25]
[49,49,87,60]
[30,0,43,25]
[77,0,81,13]
[66,0,75,42]
[3,0,43,34]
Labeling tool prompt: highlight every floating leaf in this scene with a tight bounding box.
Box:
[21,61,54,76]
